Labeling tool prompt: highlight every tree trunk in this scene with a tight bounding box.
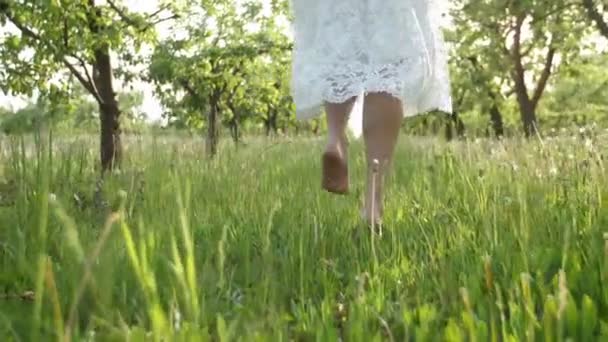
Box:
[94,62,121,171]
[267,108,278,136]
[226,102,240,146]
[206,99,219,157]
[89,2,121,172]
[421,117,429,134]
[264,119,271,136]
[445,119,454,141]
[431,119,440,135]
[489,104,504,138]
[229,119,240,146]
[522,111,538,138]
[98,101,121,171]
[516,93,538,137]
[445,111,466,141]
[510,13,552,139]
[311,120,319,135]
[453,112,465,138]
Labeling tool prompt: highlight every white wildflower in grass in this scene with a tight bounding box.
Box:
[172,307,182,331]
[558,270,568,319]
[549,166,558,176]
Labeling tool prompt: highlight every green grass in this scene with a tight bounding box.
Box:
[1,130,608,341]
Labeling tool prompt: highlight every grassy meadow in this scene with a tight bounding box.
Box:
[1,130,608,341]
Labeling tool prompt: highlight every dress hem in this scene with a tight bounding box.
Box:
[294,93,453,121]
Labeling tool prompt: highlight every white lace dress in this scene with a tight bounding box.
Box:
[290,0,452,136]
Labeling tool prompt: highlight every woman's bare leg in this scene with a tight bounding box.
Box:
[362,92,403,224]
[322,97,356,194]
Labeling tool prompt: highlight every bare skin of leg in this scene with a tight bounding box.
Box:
[321,97,356,194]
[361,92,403,224]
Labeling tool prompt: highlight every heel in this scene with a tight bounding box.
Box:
[321,151,349,194]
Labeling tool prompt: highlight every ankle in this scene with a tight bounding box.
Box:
[326,136,347,153]
[361,202,383,225]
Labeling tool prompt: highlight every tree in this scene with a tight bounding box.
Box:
[148,0,292,156]
[446,28,507,139]
[452,0,589,137]
[0,0,175,171]
[0,102,44,135]
[0,85,145,135]
[582,0,608,39]
[541,52,608,128]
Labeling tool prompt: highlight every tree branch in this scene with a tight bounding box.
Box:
[531,46,556,108]
[147,6,168,19]
[147,14,180,28]
[106,0,179,33]
[61,58,103,103]
[511,13,529,100]
[1,5,103,102]
[467,56,504,102]
[521,43,535,59]
[479,21,511,56]
[63,16,69,49]
[66,54,103,103]
[1,7,43,41]
[105,0,139,27]
[530,2,579,26]
[456,88,467,108]
[178,79,200,101]
[582,0,608,39]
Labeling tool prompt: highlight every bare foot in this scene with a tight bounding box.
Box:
[361,159,383,226]
[361,196,383,226]
[361,197,383,236]
[321,139,349,194]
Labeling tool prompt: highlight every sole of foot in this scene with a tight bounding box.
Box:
[321,150,349,195]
